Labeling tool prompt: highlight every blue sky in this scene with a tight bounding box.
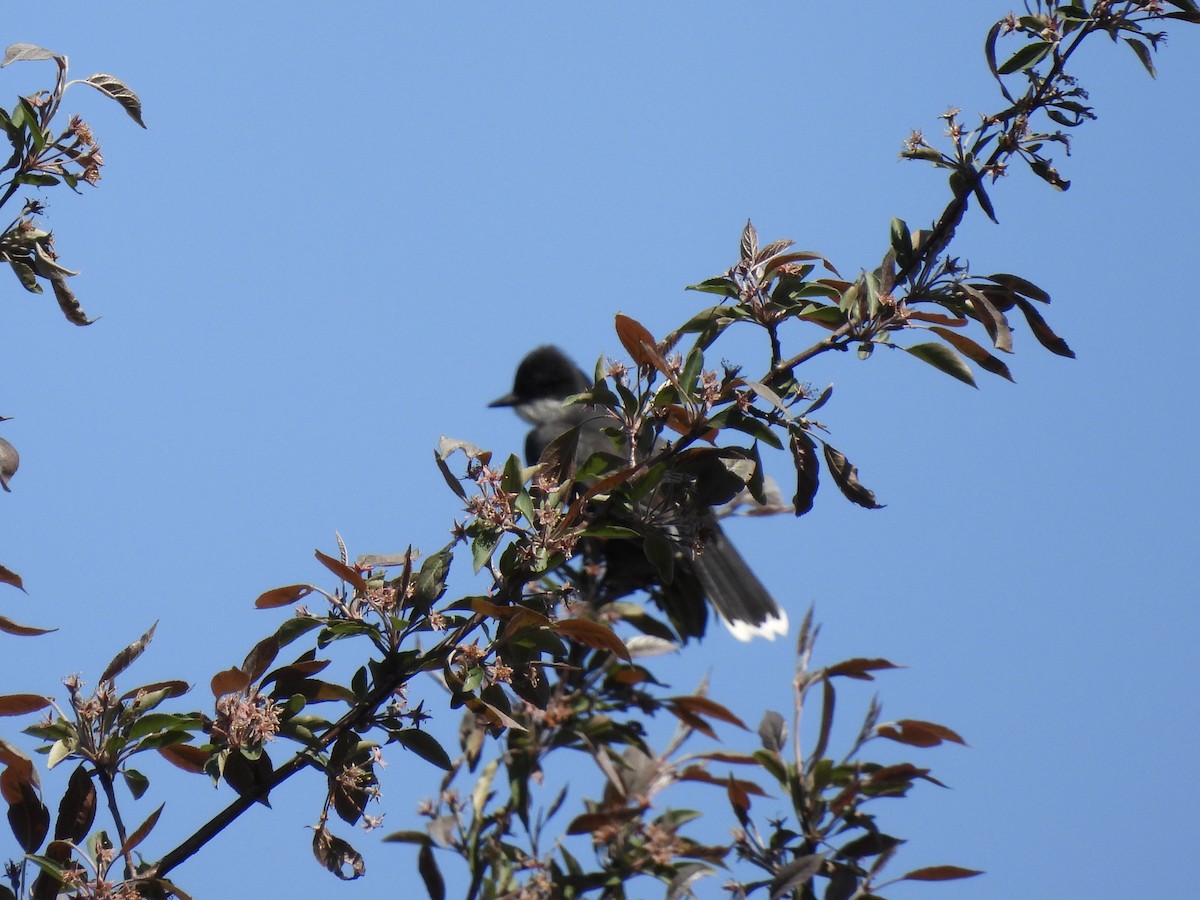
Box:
[1,4,1197,898]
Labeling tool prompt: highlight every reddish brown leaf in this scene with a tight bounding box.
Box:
[1014,297,1074,358]
[667,695,748,730]
[469,597,519,619]
[903,865,985,881]
[666,703,716,739]
[677,765,768,797]
[824,658,900,680]
[0,564,25,592]
[614,313,671,379]
[552,619,630,662]
[0,694,51,716]
[693,751,760,765]
[314,550,368,594]
[876,719,966,747]
[5,779,49,852]
[210,667,250,698]
[929,326,1014,381]
[118,803,163,856]
[566,806,642,836]
[241,635,280,684]
[157,743,208,774]
[0,615,54,636]
[54,764,96,844]
[905,310,969,327]
[254,584,314,609]
[986,272,1050,303]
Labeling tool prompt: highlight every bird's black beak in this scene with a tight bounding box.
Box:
[488,393,518,408]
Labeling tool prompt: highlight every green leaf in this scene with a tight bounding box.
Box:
[996,40,1053,75]
[393,728,453,771]
[418,842,445,900]
[889,217,912,270]
[412,544,454,612]
[903,342,977,388]
[122,768,150,800]
[684,277,738,300]
[1124,38,1156,78]
[929,327,1014,382]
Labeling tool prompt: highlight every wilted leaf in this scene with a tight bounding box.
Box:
[50,276,93,326]
[433,448,467,499]
[960,283,1014,352]
[99,623,157,685]
[312,824,366,881]
[789,431,819,516]
[81,73,146,128]
[822,445,883,509]
[0,44,59,67]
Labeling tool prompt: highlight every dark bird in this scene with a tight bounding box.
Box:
[490,345,787,642]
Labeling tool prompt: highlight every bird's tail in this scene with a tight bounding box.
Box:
[691,524,788,642]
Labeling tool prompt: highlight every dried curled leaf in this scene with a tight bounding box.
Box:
[99,622,157,684]
[81,73,146,128]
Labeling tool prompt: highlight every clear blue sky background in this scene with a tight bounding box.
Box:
[2,4,1197,898]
